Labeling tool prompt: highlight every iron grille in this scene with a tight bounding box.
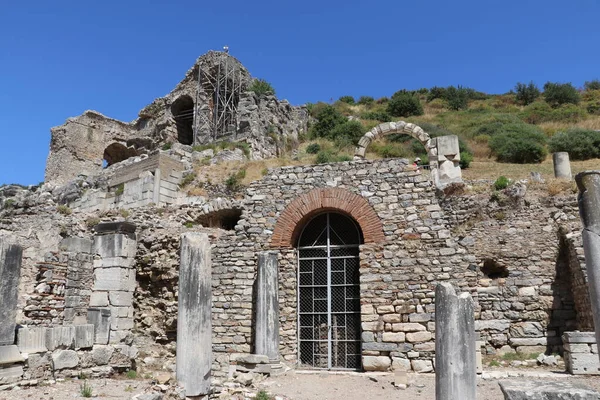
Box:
[298,213,362,370]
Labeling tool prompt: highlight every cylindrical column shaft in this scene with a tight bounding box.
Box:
[576,171,600,362]
[255,251,280,361]
[177,233,212,397]
[435,282,476,400]
[553,152,572,180]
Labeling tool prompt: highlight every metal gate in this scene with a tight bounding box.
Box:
[297,213,362,370]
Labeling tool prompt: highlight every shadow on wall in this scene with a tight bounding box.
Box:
[103,143,138,168]
[547,234,579,355]
[171,95,195,145]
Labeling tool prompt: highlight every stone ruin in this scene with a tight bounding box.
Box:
[1,50,600,397]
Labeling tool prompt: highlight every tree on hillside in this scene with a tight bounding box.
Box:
[248,79,275,97]
[584,80,600,91]
[543,82,580,108]
[387,90,423,117]
[515,81,540,105]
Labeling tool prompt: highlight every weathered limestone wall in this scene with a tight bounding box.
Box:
[440,190,588,355]
[211,158,475,374]
[45,111,136,187]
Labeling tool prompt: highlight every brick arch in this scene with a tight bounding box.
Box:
[270,187,385,248]
[354,121,438,169]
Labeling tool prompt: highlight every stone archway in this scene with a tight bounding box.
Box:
[270,187,385,248]
[354,121,462,189]
[103,142,138,167]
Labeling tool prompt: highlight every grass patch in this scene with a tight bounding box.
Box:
[57,205,72,215]
[125,369,137,379]
[80,381,93,397]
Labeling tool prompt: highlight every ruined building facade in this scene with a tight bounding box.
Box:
[0,51,597,389]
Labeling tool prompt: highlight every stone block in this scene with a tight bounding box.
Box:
[392,357,411,371]
[75,325,94,349]
[93,231,136,258]
[0,241,22,346]
[563,331,596,344]
[509,322,544,338]
[499,380,599,399]
[109,291,133,307]
[475,319,511,332]
[0,364,23,383]
[52,350,79,370]
[509,337,546,346]
[362,342,398,352]
[361,332,375,342]
[93,268,136,291]
[59,237,93,254]
[362,356,391,371]
[382,332,406,343]
[406,331,432,343]
[87,308,111,345]
[409,313,431,322]
[0,345,23,365]
[382,314,402,323]
[230,354,269,364]
[25,353,51,380]
[567,352,600,375]
[564,343,591,353]
[45,326,76,350]
[411,359,433,373]
[91,345,114,365]
[392,323,426,332]
[90,292,109,307]
[16,327,47,354]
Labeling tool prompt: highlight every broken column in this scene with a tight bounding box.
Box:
[0,239,24,383]
[255,251,280,362]
[89,222,137,344]
[435,282,476,400]
[553,152,572,180]
[432,135,463,189]
[576,171,600,362]
[177,233,212,398]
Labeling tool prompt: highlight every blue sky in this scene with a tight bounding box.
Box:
[1,0,599,185]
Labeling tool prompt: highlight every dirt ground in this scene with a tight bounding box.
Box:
[2,370,600,400]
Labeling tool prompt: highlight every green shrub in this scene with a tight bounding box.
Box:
[256,390,273,400]
[584,80,600,91]
[548,129,600,160]
[225,169,246,191]
[308,105,347,138]
[329,120,364,146]
[460,151,473,169]
[306,143,321,154]
[520,101,587,124]
[357,96,374,105]
[80,381,93,398]
[370,142,409,159]
[515,81,541,105]
[445,86,470,111]
[57,205,72,215]
[179,172,196,188]
[248,79,275,97]
[161,142,173,151]
[339,95,355,104]
[543,82,580,107]
[427,86,447,102]
[583,90,600,115]
[315,150,335,164]
[376,96,389,104]
[126,370,137,379]
[494,176,510,190]
[488,124,547,163]
[361,111,392,122]
[387,91,423,117]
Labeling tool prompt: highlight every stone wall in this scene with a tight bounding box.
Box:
[211,158,474,374]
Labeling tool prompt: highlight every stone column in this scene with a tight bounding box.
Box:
[0,239,22,346]
[435,282,476,400]
[255,251,280,361]
[432,135,463,189]
[89,222,137,344]
[177,233,212,398]
[553,152,572,180]
[576,171,600,362]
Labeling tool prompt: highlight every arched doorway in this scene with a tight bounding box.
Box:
[103,143,138,167]
[171,95,195,145]
[297,212,363,370]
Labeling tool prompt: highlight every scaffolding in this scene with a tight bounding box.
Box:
[193,52,246,144]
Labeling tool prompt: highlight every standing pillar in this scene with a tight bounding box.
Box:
[576,171,600,362]
[435,283,476,400]
[255,251,280,361]
[177,233,212,398]
[553,152,572,180]
[0,239,22,346]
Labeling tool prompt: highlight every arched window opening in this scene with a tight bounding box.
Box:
[103,143,138,168]
[197,209,242,230]
[297,212,363,370]
[171,95,195,145]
